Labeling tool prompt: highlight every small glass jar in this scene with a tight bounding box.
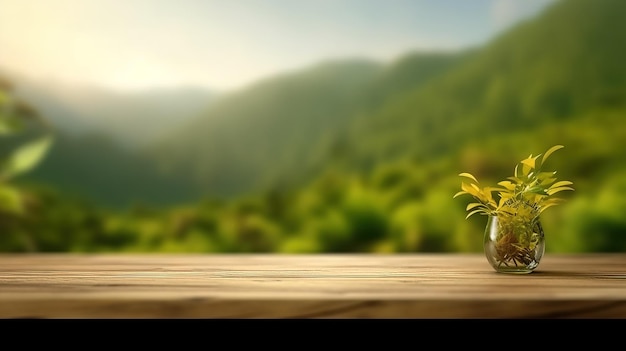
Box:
[483,214,545,274]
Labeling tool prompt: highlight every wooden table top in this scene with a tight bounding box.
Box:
[0,253,625,319]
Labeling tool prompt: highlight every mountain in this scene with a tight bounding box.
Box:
[21,130,198,208]
[13,79,215,150]
[4,0,626,254]
[148,59,381,198]
[140,0,626,254]
[8,0,626,213]
[9,52,465,206]
[149,53,464,199]
[314,0,626,253]
[341,0,626,170]
[1,74,215,208]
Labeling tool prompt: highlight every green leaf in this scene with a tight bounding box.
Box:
[536,171,557,180]
[1,136,53,180]
[527,186,547,195]
[539,177,557,187]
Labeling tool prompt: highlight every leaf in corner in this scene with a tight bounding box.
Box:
[1,136,53,180]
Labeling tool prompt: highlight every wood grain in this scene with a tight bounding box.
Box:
[0,253,625,318]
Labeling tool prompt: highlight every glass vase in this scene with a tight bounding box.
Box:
[483,214,545,274]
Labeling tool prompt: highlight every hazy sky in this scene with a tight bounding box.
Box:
[0,0,555,92]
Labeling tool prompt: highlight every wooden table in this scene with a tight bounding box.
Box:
[0,253,625,318]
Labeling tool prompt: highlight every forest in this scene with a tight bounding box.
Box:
[1,0,625,254]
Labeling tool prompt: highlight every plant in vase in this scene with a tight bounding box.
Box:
[454,145,574,273]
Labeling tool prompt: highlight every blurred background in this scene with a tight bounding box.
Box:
[0,0,625,253]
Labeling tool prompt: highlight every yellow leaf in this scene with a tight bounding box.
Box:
[542,198,565,206]
[497,181,516,190]
[470,183,481,192]
[497,196,509,209]
[536,171,557,180]
[483,187,497,207]
[461,182,480,197]
[546,186,575,196]
[499,191,513,200]
[466,203,484,211]
[461,182,472,194]
[538,199,565,214]
[520,154,540,169]
[453,191,467,199]
[549,180,573,189]
[458,172,478,183]
[540,177,557,187]
[542,145,564,165]
[465,209,486,219]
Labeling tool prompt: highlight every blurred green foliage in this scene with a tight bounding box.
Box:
[0,80,52,216]
[1,78,54,250]
[2,0,626,253]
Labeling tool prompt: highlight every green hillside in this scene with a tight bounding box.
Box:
[3,77,214,208]
[148,59,382,198]
[328,0,626,253]
[2,0,625,253]
[14,80,215,150]
[150,53,464,199]
[344,0,626,169]
[148,0,626,204]
[140,0,626,253]
[23,131,198,208]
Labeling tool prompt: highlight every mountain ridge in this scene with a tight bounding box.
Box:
[8,0,626,210]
